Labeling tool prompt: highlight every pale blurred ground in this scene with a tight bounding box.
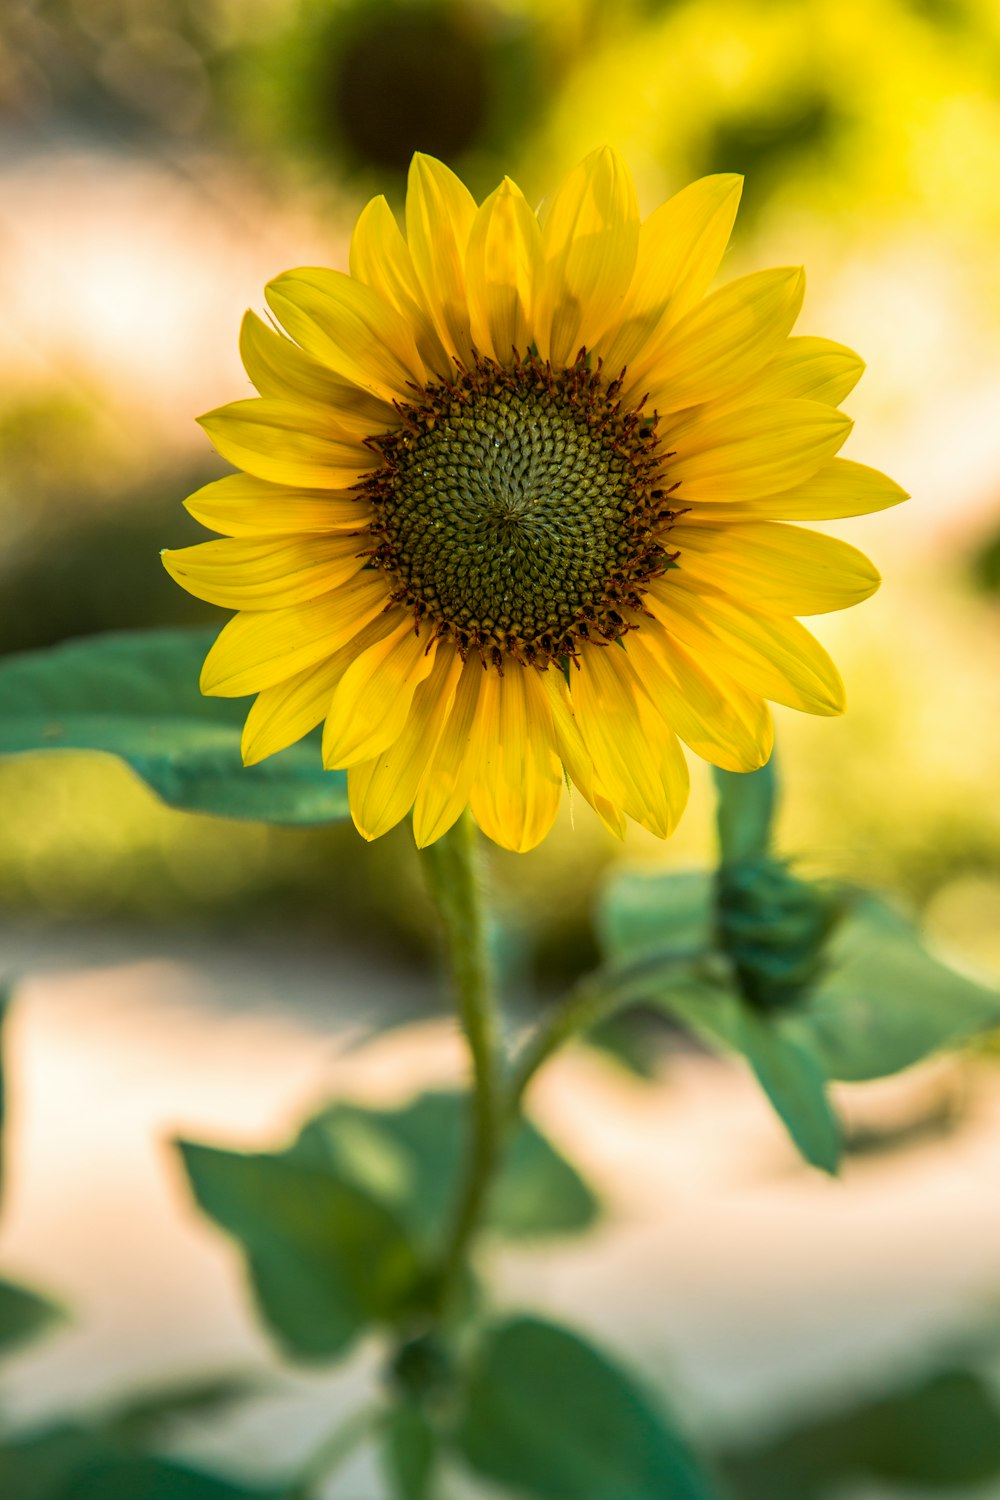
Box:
[1,931,1000,1499]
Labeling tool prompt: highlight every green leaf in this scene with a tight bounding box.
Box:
[60,1455,282,1500]
[382,1403,436,1500]
[735,1009,841,1173]
[713,760,777,865]
[721,1367,1000,1498]
[801,893,1000,1082]
[599,868,841,1171]
[0,1279,63,1359]
[13,1440,277,1499]
[453,1316,720,1500]
[0,1425,103,1500]
[0,1424,284,1499]
[597,866,744,1052]
[599,868,1000,1167]
[0,630,349,826]
[600,871,1000,1086]
[490,1119,599,1238]
[597,870,715,965]
[291,1091,599,1247]
[177,1141,423,1362]
[614,972,839,1174]
[105,1373,263,1443]
[585,1015,664,1081]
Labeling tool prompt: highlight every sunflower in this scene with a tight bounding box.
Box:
[163,149,905,853]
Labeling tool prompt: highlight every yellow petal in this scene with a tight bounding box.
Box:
[265,268,426,404]
[405,154,478,367]
[241,660,336,765]
[239,310,394,425]
[469,667,563,853]
[198,399,380,490]
[682,457,909,521]
[648,577,845,716]
[350,194,453,380]
[670,520,881,615]
[347,646,463,840]
[632,672,691,836]
[161,534,368,610]
[412,657,488,848]
[465,178,543,364]
[241,610,397,765]
[571,645,682,838]
[637,267,805,413]
[184,474,373,538]
[722,335,864,408]
[539,669,627,839]
[663,338,867,450]
[535,146,640,368]
[200,574,393,698]
[624,620,772,773]
[665,399,853,504]
[322,618,437,768]
[596,173,743,378]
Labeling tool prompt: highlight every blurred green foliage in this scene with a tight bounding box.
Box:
[0,630,352,824]
[971,518,1000,596]
[382,1401,436,1500]
[596,765,1000,1172]
[0,1278,63,1360]
[454,1316,719,1500]
[292,1091,599,1246]
[168,1085,725,1497]
[722,1366,1000,1498]
[179,1138,426,1363]
[176,1088,599,1364]
[0,751,434,953]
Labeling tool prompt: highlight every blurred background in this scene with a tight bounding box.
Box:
[1,0,1000,1494]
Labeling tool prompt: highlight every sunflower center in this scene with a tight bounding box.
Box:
[361,353,677,667]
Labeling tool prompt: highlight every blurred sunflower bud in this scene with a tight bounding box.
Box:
[715,855,844,1013]
[226,0,550,191]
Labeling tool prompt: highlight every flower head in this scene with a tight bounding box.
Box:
[163,149,905,852]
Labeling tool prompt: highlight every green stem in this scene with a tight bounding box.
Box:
[508,972,618,1112]
[290,1401,384,1498]
[420,811,709,1316]
[509,949,710,1111]
[419,811,502,1315]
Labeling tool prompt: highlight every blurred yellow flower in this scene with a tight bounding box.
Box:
[163,149,905,852]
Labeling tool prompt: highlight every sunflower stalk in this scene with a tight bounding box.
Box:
[421,811,716,1313]
[289,1400,385,1498]
[508,970,631,1110]
[419,811,504,1316]
[508,947,710,1110]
